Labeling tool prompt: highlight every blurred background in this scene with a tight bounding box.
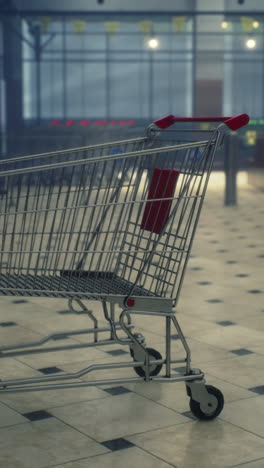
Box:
[0,0,264,190]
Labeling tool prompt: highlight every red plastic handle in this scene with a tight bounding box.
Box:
[154,114,250,131]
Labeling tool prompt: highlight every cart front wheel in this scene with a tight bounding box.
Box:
[132,347,163,377]
[189,385,224,420]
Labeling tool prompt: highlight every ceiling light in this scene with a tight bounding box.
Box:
[252,20,260,29]
[148,38,159,49]
[221,21,228,29]
[246,38,256,49]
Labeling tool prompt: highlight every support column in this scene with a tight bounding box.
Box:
[3,15,23,136]
[225,132,238,206]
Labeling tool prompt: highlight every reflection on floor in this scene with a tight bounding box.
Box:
[0,172,263,468]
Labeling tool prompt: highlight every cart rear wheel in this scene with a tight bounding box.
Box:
[189,385,224,420]
[132,347,163,377]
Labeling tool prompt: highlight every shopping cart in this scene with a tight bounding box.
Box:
[0,113,249,420]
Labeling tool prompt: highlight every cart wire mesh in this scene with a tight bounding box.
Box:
[0,130,219,304]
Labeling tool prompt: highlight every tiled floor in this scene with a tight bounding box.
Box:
[0,172,264,468]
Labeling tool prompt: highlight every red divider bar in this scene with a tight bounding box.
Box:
[141,168,180,234]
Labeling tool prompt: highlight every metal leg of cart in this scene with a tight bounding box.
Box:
[119,308,224,420]
[0,298,134,358]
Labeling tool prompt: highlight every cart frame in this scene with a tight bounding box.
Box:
[0,114,249,420]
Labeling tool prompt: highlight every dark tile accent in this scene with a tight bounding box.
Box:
[249,386,264,395]
[106,349,128,356]
[38,366,63,375]
[226,260,237,264]
[75,309,93,315]
[217,321,235,326]
[0,321,17,327]
[12,300,28,304]
[191,267,203,271]
[238,236,247,239]
[248,290,263,294]
[204,232,213,235]
[101,438,135,452]
[248,244,257,248]
[236,274,249,278]
[257,254,264,258]
[231,348,254,356]
[52,334,69,341]
[217,250,228,253]
[255,225,263,229]
[174,366,186,373]
[171,334,180,340]
[181,411,197,420]
[104,386,131,396]
[209,240,219,244]
[230,228,239,232]
[197,281,212,285]
[207,299,223,303]
[23,410,53,421]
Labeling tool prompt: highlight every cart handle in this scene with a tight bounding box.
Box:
[154,114,250,131]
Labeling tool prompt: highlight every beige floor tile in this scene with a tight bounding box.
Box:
[0,181,263,467]
[221,395,264,437]
[17,341,107,368]
[0,325,44,347]
[18,312,101,334]
[248,343,264,355]
[75,327,165,349]
[239,315,264,332]
[53,447,172,468]
[0,418,108,468]
[170,313,222,336]
[50,392,189,442]
[0,299,57,323]
[124,374,254,413]
[178,300,260,324]
[204,354,264,388]
[0,384,108,413]
[157,336,233,366]
[231,459,264,468]
[61,353,133,380]
[193,325,264,351]
[127,419,264,468]
[124,381,190,413]
[0,401,27,428]
[0,357,40,381]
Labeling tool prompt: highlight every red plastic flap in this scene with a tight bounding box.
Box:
[224,114,250,131]
[154,115,176,129]
[141,168,180,234]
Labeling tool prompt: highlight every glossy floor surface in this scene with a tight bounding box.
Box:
[0,173,263,468]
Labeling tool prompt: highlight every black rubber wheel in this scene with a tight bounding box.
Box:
[132,347,163,377]
[189,385,224,420]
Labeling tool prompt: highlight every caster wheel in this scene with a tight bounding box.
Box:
[132,347,163,377]
[190,385,224,420]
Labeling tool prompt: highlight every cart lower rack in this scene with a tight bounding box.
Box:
[0,113,249,420]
